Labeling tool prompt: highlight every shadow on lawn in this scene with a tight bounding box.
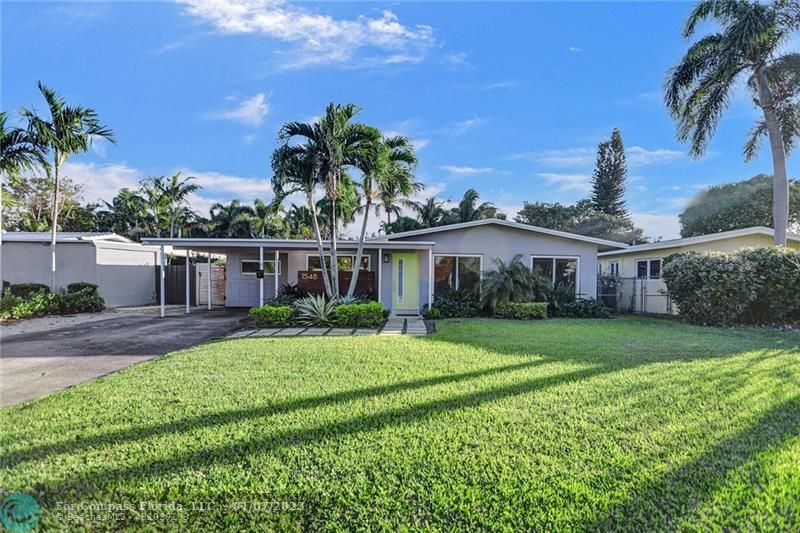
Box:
[590,394,800,530]
[2,358,551,468]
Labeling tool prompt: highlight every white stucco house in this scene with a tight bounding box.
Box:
[1,232,162,307]
[144,219,628,315]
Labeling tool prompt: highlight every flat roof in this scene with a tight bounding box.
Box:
[1,232,133,244]
[370,218,629,251]
[599,226,800,257]
[142,237,436,251]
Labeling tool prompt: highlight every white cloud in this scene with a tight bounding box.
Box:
[508,145,684,168]
[178,1,436,69]
[61,161,271,217]
[568,46,583,53]
[440,165,493,176]
[630,213,681,240]
[451,116,486,135]
[537,172,593,193]
[209,93,270,127]
[481,81,517,91]
[443,52,469,67]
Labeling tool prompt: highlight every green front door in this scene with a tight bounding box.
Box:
[392,252,419,311]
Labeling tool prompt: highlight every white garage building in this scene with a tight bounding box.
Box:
[1,232,161,307]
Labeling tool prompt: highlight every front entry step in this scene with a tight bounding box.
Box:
[379,317,428,336]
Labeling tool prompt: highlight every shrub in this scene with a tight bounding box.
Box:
[663,248,800,326]
[53,287,105,314]
[547,282,577,317]
[555,298,611,319]
[8,283,50,299]
[429,287,481,318]
[66,282,98,293]
[294,295,338,326]
[0,291,54,320]
[249,305,293,327]
[495,302,548,320]
[335,302,385,328]
[422,305,442,320]
[481,255,550,314]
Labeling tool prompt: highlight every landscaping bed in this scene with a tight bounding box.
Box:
[1,317,798,530]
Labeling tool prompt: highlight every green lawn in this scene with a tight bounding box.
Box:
[1,317,799,531]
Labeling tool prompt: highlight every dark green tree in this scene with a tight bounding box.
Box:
[590,128,628,218]
[680,174,800,237]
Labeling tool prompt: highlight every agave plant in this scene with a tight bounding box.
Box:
[482,255,550,315]
[294,294,338,326]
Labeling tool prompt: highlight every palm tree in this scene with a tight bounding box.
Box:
[96,188,149,239]
[411,196,446,228]
[0,112,44,177]
[666,0,800,245]
[250,198,286,238]
[276,103,380,295]
[284,204,314,238]
[207,200,255,238]
[161,172,200,238]
[481,255,551,315]
[272,144,335,297]
[139,176,168,237]
[20,81,115,290]
[378,176,423,229]
[448,188,502,224]
[347,135,418,297]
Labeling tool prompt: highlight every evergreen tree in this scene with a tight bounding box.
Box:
[590,128,628,218]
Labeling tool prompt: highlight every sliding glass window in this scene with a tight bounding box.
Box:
[434,255,482,297]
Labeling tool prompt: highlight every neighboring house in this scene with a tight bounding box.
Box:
[1,232,162,307]
[145,218,627,314]
[597,226,800,314]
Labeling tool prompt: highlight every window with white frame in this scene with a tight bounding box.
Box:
[241,259,280,275]
[433,255,482,296]
[306,254,370,272]
[531,256,579,293]
[609,261,619,276]
[636,258,661,279]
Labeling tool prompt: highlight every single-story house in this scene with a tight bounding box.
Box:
[597,226,800,314]
[144,218,627,315]
[1,232,163,307]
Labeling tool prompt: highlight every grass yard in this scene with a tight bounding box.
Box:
[1,317,799,530]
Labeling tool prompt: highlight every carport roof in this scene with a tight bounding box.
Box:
[142,237,436,251]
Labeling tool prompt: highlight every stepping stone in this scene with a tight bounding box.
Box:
[227,330,254,338]
[301,328,330,336]
[250,329,279,337]
[326,328,353,336]
[353,329,376,336]
[379,330,404,336]
[272,328,305,336]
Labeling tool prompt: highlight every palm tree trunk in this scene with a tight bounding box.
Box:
[755,68,789,246]
[308,193,333,298]
[330,194,340,297]
[49,152,60,291]
[347,200,371,298]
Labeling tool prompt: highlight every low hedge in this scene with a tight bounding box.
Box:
[495,302,548,320]
[7,283,50,299]
[249,305,294,327]
[66,282,98,293]
[335,302,385,328]
[663,247,800,326]
[0,283,105,321]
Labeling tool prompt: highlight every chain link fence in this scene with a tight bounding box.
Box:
[598,276,674,315]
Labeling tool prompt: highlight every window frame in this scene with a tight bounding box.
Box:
[305,254,371,272]
[433,254,483,297]
[609,261,619,277]
[530,255,581,294]
[635,257,662,279]
[241,259,281,276]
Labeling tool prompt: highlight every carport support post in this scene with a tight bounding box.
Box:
[274,249,279,298]
[259,246,264,307]
[377,248,382,304]
[159,245,165,318]
[185,249,191,314]
[428,248,433,309]
[207,253,212,310]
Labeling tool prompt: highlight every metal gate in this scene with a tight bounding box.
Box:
[155,264,197,305]
[598,276,674,315]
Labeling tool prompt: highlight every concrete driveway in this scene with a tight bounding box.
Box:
[0,308,247,407]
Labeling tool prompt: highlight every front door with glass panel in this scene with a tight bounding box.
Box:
[392,252,419,311]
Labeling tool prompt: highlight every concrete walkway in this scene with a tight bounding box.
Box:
[227,317,429,338]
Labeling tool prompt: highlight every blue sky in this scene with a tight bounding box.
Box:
[3,1,797,239]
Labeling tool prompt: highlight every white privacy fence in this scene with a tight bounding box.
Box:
[597,276,676,315]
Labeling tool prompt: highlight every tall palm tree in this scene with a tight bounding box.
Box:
[161,172,200,238]
[377,177,423,228]
[276,103,380,295]
[272,144,335,297]
[0,112,44,177]
[284,204,314,238]
[250,198,285,238]
[448,188,502,224]
[96,188,149,239]
[21,81,115,290]
[208,200,255,238]
[139,176,168,237]
[666,0,800,245]
[411,196,446,228]
[347,135,418,298]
